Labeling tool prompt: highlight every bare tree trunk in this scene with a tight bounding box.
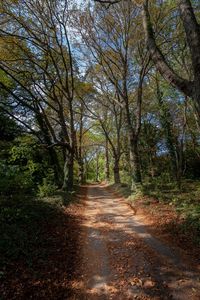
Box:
[67,152,74,189]
[129,133,142,190]
[156,78,184,188]
[178,0,200,117]
[78,159,85,184]
[142,0,200,118]
[123,62,145,190]
[78,103,85,184]
[149,153,155,178]
[66,99,76,190]
[96,153,100,182]
[105,138,110,181]
[179,0,200,98]
[62,150,74,191]
[142,0,193,98]
[36,112,63,186]
[48,148,63,187]
[113,156,120,184]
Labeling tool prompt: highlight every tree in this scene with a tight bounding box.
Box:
[0,0,78,189]
[155,76,186,187]
[142,0,200,116]
[76,0,150,189]
[94,0,200,122]
[84,68,125,184]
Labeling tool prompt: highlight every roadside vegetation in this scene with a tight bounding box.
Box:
[0,0,200,297]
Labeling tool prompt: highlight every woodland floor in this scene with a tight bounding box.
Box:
[69,183,200,300]
[1,184,200,299]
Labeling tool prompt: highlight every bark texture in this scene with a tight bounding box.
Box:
[142,0,200,119]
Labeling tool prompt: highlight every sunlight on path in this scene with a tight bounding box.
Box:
[80,184,200,300]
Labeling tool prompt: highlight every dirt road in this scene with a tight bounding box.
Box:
[72,184,200,300]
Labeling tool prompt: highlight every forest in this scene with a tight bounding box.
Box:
[0,0,200,299]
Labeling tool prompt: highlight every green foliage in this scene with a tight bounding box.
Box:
[0,69,14,89]
[112,178,200,244]
[142,177,200,243]
[37,169,57,198]
[0,134,53,196]
[86,150,105,182]
[176,203,200,244]
[10,135,40,162]
[0,0,200,255]
[0,161,34,194]
[128,189,143,202]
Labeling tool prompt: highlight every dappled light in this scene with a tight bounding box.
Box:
[0,0,200,298]
[66,185,200,299]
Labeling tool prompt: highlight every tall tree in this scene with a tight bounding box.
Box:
[95,0,200,122]
[0,0,78,189]
[76,0,150,188]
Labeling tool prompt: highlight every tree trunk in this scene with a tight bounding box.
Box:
[36,112,62,186]
[78,159,85,184]
[48,147,62,187]
[77,102,85,184]
[142,0,200,118]
[129,132,142,190]
[113,156,120,184]
[179,0,200,118]
[62,150,74,191]
[156,77,183,188]
[62,97,76,191]
[96,153,100,182]
[67,153,74,189]
[105,138,110,181]
[149,152,155,178]
[142,0,193,98]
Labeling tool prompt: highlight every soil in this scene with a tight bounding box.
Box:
[71,183,200,300]
[1,184,200,299]
[0,187,87,300]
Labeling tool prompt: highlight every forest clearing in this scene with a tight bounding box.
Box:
[0,0,200,299]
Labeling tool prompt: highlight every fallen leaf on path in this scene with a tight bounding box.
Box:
[143,279,156,288]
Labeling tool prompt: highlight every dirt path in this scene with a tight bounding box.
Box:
[74,184,200,300]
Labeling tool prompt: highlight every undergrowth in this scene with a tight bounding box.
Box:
[110,179,200,245]
[0,190,75,276]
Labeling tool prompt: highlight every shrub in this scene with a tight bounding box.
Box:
[0,162,34,195]
[0,135,53,196]
[37,169,57,198]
